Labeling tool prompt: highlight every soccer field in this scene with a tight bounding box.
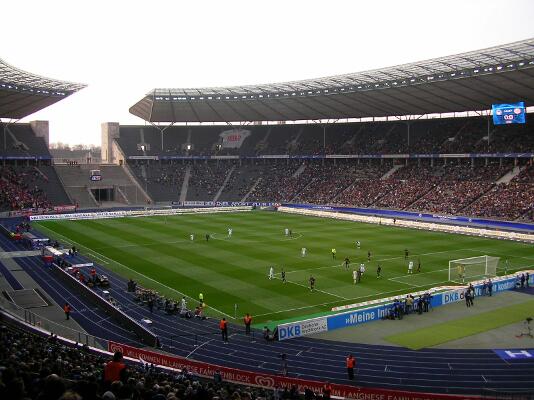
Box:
[34,210,534,325]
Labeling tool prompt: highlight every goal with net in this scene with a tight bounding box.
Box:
[448,255,499,283]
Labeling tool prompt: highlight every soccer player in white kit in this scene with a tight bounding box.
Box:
[228,228,233,237]
[190,234,194,241]
[301,247,307,257]
[284,228,289,236]
[356,241,361,249]
[353,269,358,285]
[408,261,414,274]
[269,266,274,280]
[359,263,365,275]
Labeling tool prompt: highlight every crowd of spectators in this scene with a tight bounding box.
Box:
[292,163,356,204]
[513,163,534,183]
[129,281,206,320]
[0,321,283,400]
[247,162,307,203]
[406,163,510,215]
[188,163,232,201]
[127,157,533,221]
[463,182,534,221]
[220,164,262,201]
[0,167,52,212]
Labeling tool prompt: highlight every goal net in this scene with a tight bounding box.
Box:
[448,255,499,283]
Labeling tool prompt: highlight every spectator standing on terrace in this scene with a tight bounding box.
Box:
[244,313,252,335]
[280,353,288,376]
[322,382,332,400]
[213,370,222,384]
[104,351,127,384]
[346,354,356,380]
[63,302,72,320]
[220,318,228,343]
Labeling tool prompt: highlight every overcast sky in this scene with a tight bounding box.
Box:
[3,0,534,145]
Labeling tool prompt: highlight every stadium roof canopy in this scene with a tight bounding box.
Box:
[131,38,534,123]
[0,58,86,120]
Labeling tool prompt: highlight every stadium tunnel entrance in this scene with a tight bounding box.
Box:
[91,187,114,202]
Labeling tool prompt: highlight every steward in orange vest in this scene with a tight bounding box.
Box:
[63,303,72,320]
[346,354,356,380]
[219,318,228,343]
[244,313,252,335]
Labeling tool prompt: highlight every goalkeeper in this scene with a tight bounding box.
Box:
[457,264,466,283]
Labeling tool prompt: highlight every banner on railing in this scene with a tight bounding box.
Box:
[278,273,532,341]
[107,340,479,400]
[53,205,77,213]
[282,203,534,233]
[129,153,534,161]
[29,206,253,221]
[180,201,278,207]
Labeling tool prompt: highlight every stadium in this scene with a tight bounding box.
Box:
[1,18,534,400]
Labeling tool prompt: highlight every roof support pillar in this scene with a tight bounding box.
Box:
[149,122,175,152]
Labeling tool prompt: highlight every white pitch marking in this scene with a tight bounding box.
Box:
[34,224,234,319]
[273,277,348,300]
[253,280,452,318]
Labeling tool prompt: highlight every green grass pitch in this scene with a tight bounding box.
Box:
[34,210,533,325]
[385,298,534,349]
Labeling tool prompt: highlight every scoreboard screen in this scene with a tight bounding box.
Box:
[90,169,102,181]
[492,102,526,125]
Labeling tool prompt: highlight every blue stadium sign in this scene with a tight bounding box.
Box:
[492,102,526,125]
[494,349,534,360]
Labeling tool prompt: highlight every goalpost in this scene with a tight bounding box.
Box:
[448,255,499,283]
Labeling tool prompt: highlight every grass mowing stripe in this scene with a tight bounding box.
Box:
[34,211,534,324]
[384,298,534,350]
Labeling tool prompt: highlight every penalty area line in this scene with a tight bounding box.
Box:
[253,280,452,319]
[272,277,348,301]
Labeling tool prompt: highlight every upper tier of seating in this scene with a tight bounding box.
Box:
[0,123,50,157]
[115,115,534,157]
